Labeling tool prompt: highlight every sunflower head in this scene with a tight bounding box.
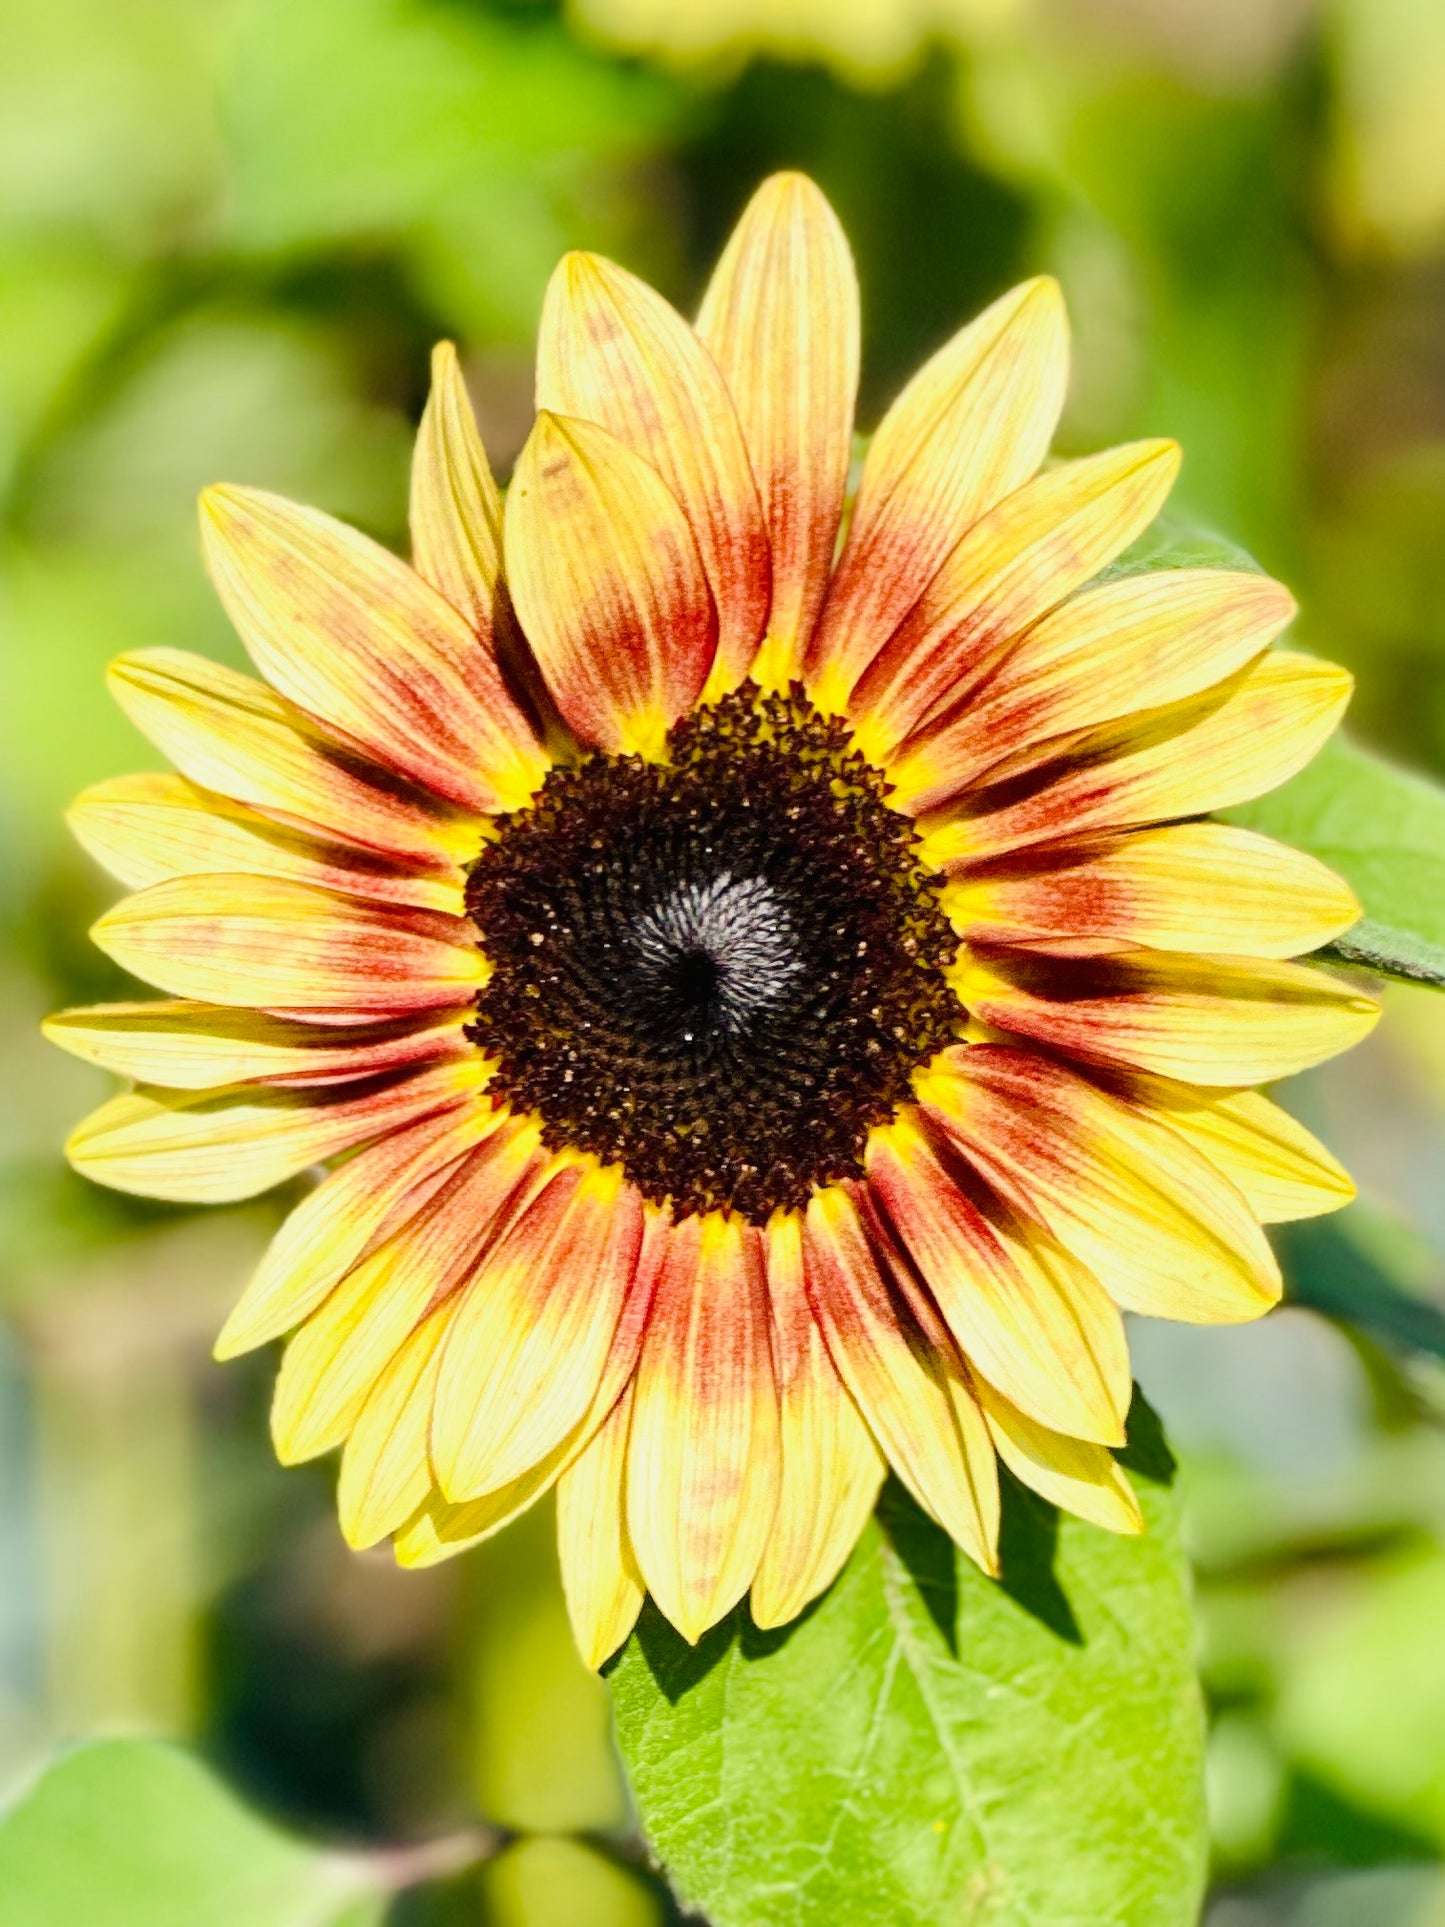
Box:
[48,171,1376,1663]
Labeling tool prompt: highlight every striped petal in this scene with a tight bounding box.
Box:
[849,440,1180,762]
[557,1385,646,1671]
[92,875,485,1017]
[43,1002,466,1091]
[338,1304,452,1549]
[505,412,717,758]
[200,485,546,814]
[917,1045,1281,1323]
[271,1136,541,1464]
[751,1210,885,1631]
[216,1097,527,1359]
[538,251,768,692]
[409,341,504,640]
[918,652,1354,867]
[940,822,1362,960]
[890,569,1296,815]
[107,650,467,867]
[806,277,1068,712]
[954,948,1379,1085]
[1122,1078,1355,1222]
[66,1056,488,1207]
[865,1113,1130,1443]
[973,1377,1142,1536]
[627,1212,780,1643]
[394,1208,670,1570]
[431,1163,644,1501]
[802,1185,999,1573]
[67,773,462,914]
[696,172,860,688]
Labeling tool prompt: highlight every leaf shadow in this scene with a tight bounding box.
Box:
[877,1476,960,1655]
[1116,1386,1177,1486]
[996,1470,1081,1646]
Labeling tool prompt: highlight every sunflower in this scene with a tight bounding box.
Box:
[48,173,1377,1666]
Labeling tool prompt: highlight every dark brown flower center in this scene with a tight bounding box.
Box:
[464,685,962,1222]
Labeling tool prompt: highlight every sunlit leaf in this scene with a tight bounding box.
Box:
[610,1396,1206,1927]
[0,1740,388,1927]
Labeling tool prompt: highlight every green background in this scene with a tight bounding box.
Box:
[5,0,1445,1920]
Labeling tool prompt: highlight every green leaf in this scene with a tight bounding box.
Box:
[0,1739,388,1927]
[1102,506,1264,579]
[610,1396,1206,1927]
[1224,734,1445,988]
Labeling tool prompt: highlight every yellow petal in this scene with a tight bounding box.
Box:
[802,1185,999,1575]
[92,874,486,1016]
[917,1045,1281,1323]
[66,1056,487,1207]
[107,650,468,867]
[1123,1078,1355,1223]
[43,1002,465,1091]
[200,486,546,814]
[918,652,1354,866]
[556,1384,646,1671]
[216,1095,522,1358]
[750,1211,885,1630]
[890,568,1295,814]
[67,772,462,914]
[806,277,1069,712]
[538,251,768,692]
[271,1127,553,1464]
[504,412,717,758]
[973,1377,1143,1536]
[392,1462,558,1569]
[409,341,504,640]
[338,1305,452,1549]
[627,1212,780,1644]
[940,822,1362,960]
[850,439,1180,762]
[431,1163,643,1501]
[953,947,1379,1085]
[865,1112,1130,1444]
[696,172,860,688]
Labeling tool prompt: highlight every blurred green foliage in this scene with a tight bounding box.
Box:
[4,0,1445,1921]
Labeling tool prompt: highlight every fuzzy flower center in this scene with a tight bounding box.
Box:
[464,685,963,1222]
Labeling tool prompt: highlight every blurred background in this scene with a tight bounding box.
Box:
[4,0,1445,1920]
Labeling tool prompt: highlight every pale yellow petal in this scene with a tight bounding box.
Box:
[556,1384,646,1671]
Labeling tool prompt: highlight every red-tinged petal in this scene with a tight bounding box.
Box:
[409,341,504,640]
[850,440,1180,762]
[940,822,1362,961]
[696,173,859,687]
[557,1383,646,1671]
[1119,1076,1355,1223]
[271,1132,545,1465]
[890,569,1296,814]
[802,1185,999,1574]
[751,1210,885,1630]
[43,1002,467,1092]
[627,1212,780,1643]
[106,650,470,868]
[865,1113,1129,1444]
[431,1163,644,1501]
[338,1304,451,1549]
[200,485,547,814]
[91,874,486,1018]
[66,1056,492,1209]
[538,251,768,693]
[504,412,717,757]
[805,277,1068,712]
[216,1097,528,1358]
[953,947,1379,1086]
[917,1045,1281,1323]
[916,653,1352,864]
[973,1377,1142,1537]
[391,1212,671,1571]
[67,772,463,915]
